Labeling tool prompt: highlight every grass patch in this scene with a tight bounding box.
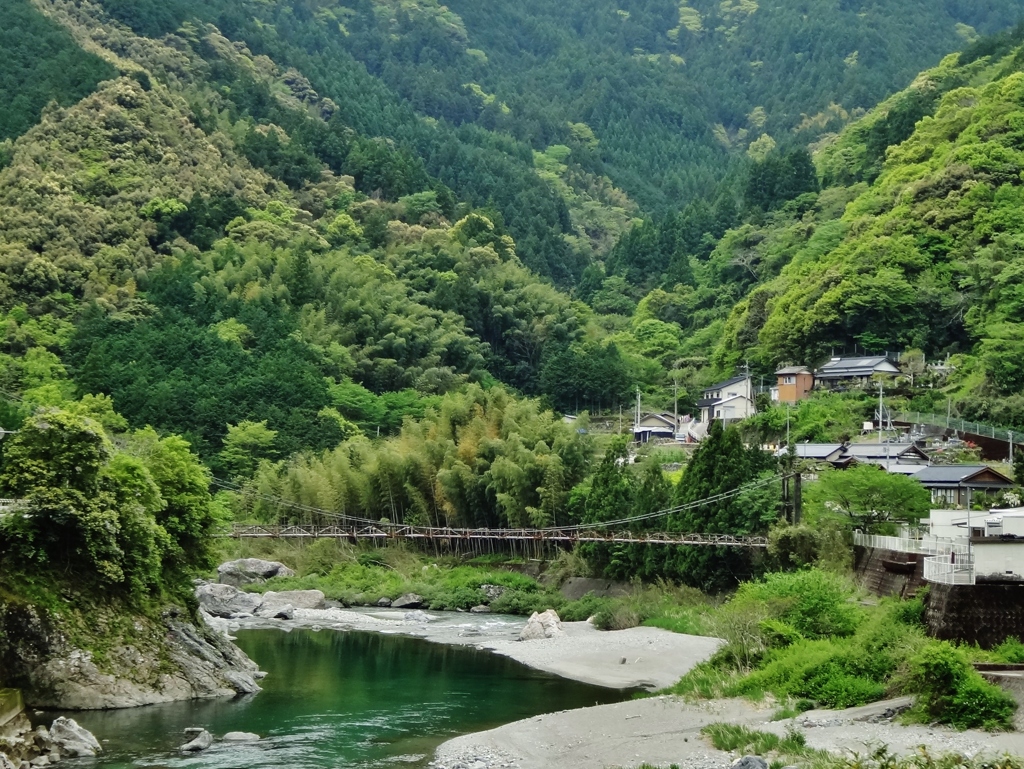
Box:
[702,723,811,756]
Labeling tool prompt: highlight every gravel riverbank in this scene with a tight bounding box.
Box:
[430,696,1024,769]
[206,607,1024,769]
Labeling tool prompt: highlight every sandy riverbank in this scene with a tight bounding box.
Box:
[208,606,722,691]
[430,696,1024,769]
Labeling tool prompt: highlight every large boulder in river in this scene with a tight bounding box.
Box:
[180,728,213,752]
[195,583,263,618]
[392,593,424,609]
[519,609,564,641]
[261,590,325,611]
[217,559,295,587]
[49,717,101,757]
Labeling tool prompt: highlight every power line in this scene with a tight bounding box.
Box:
[215,473,788,535]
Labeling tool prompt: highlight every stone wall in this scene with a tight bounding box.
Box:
[853,546,927,598]
[0,691,21,735]
[926,582,1024,648]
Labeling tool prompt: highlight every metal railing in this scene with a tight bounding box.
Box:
[229,524,770,548]
[853,532,969,556]
[894,412,1022,445]
[923,554,976,585]
[854,531,974,584]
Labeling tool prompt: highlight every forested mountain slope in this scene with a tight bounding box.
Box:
[697,35,1024,426]
[6,0,1021,285]
[2,0,1024,463]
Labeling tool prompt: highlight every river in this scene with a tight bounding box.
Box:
[43,624,627,768]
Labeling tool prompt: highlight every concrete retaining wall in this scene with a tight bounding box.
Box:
[0,690,21,731]
[853,546,927,599]
[926,582,1024,648]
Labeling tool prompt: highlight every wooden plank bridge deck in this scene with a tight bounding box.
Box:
[229,524,768,548]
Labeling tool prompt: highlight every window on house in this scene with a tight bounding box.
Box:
[784,376,795,385]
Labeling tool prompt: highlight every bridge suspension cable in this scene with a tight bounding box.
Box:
[214,472,788,535]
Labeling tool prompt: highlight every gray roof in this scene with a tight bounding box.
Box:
[843,443,929,461]
[912,465,1014,485]
[773,444,843,459]
[703,375,747,393]
[775,366,812,375]
[815,356,899,379]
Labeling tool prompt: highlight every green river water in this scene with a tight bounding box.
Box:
[46,627,626,768]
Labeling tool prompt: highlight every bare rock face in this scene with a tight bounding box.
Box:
[0,602,264,710]
[217,559,295,587]
[518,609,564,641]
[48,718,101,757]
[195,584,264,619]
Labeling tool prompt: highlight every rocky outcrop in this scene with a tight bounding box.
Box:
[196,584,325,619]
[0,714,101,766]
[518,609,564,641]
[0,601,264,710]
[195,583,264,618]
[217,559,295,587]
[262,590,325,611]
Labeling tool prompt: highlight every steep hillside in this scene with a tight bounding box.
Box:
[702,33,1024,425]
[6,0,1021,284]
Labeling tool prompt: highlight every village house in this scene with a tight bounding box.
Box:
[772,366,814,404]
[632,412,679,443]
[815,355,900,389]
[911,465,1015,508]
[773,442,929,468]
[696,375,755,424]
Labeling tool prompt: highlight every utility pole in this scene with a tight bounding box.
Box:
[878,380,884,445]
[1010,430,1015,467]
[786,403,791,446]
[794,472,802,525]
[673,378,679,440]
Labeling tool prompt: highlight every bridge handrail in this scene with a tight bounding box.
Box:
[895,411,1022,445]
[853,531,970,556]
[227,523,769,547]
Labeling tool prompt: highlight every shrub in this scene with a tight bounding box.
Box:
[731,570,863,639]
[907,641,1016,730]
[560,593,610,621]
[993,637,1024,664]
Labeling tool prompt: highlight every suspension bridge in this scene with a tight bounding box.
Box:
[222,474,788,550]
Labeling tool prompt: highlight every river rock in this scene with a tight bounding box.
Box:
[404,610,431,623]
[0,755,15,769]
[480,584,506,602]
[180,729,213,752]
[392,593,424,609]
[261,590,325,611]
[732,756,768,769]
[470,605,491,613]
[217,559,295,587]
[255,602,294,620]
[195,583,264,618]
[518,609,564,641]
[376,597,392,607]
[48,718,100,757]
[222,731,260,742]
